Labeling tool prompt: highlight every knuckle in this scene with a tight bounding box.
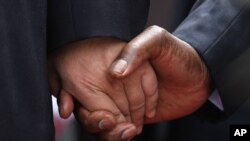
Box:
[127,43,145,57]
[147,25,166,34]
[113,111,129,122]
[127,42,140,53]
[147,25,168,45]
[130,102,145,112]
[147,87,158,97]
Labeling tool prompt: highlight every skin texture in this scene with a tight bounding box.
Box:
[48,38,158,141]
[111,26,212,123]
[49,25,212,141]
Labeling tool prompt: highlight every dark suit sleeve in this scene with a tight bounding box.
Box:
[173,0,250,122]
[47,0,149,51]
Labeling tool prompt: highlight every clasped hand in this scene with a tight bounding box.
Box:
[48,26,211,141]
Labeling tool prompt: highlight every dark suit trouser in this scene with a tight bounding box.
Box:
[0,0,149,140]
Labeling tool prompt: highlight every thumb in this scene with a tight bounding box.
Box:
[110,25,168,78]
[57,89,74,119]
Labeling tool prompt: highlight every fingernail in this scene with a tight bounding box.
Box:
[121,127,136,140]
[146,109,156,118]
[112,59,128,75]
[98,119,112,130]
[121,131,129,140]
[137,126,143,135]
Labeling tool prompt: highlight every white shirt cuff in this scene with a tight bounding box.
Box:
[208,89,224,111]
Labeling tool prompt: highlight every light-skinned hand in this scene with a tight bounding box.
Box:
[48,38,158,140]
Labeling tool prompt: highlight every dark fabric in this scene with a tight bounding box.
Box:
[48,0,149,51]
[0,0,149,140]
[0,1,54,141]
[173,0,250,121]
[168,98,250,141]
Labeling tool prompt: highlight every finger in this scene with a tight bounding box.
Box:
[75,106,117,133]
[57,89,74,119]
[110,25,167,78]
[123,71,145,134]
[141,63,158,118]
[107,79,131,122]
[75,105,137,140]
[73,84,136,138]
[98,123,137,141]
[73,86,128,123]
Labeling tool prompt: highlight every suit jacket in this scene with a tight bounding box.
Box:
[173,0,250,121]
[0,0,149,140]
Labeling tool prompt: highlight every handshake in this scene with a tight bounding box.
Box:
[48,26,212,141]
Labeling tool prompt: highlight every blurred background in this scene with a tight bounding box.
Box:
[53,0,250,141]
